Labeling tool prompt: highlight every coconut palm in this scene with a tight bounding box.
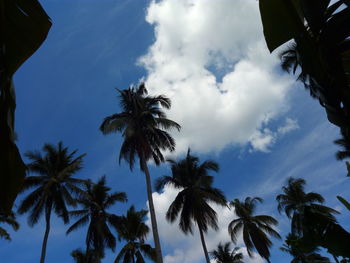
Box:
[100,83,181,263]
[155,150,226,263]
[276,177,339,236]
[280,233,331,263]
[0,211,19,241]
[18,142,85,263]
[210,242,244,263]
[67,176,127,256]
[228,197,281,263]
[115,205,156,263]
[71,249,102,263]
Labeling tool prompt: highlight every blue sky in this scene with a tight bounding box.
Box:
[2,0,350,262]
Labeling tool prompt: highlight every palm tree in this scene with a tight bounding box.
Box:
[276,177,339,236]
[18,142,85,263]
[67,176,127,257]
[71,249,102,263]
[210,242,244,263]
[100,83,181,263]
[280,233,331,263]
[155,150,227,263]
[115,205,156,263]
[0,211,19,241]
[228,197,281,263]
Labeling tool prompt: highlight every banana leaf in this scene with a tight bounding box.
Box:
[259,0,305,52]
[0,0,51,214]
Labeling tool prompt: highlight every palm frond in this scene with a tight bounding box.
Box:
[100,113,130,135]
[66,215,89,234]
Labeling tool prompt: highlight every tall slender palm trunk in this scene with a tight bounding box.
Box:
[198,225,210,263]
[141,157,163,263]
[40,207,52,263]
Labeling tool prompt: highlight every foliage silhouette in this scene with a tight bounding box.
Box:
[114,205,156,263]
[156,149,226,263]
[0,211,19,241]
[334,129,350,161]
[0,0,51,214]
[210,242,244,263]
[67,176,127,256]
[100,82,180,263]
[280,233,331,263]
[277,177,350,259]
[276,177,338,236]
[71,249,103,263]
[18,142,85,263]
[260,0,350,129]
[228,197,280,263]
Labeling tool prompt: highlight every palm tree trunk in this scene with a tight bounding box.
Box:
[140,156,163,263]
[40,206,52,263]
[198,225,210,263]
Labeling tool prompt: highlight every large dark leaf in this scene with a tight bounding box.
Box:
[0,0,51,214]
[322,223,350,257]
[300,0,330,33]
[259,0,305,52]
[2,0,52,75]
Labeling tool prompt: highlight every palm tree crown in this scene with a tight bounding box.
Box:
[67,176,127,256]
[156,149,226,263]
[18,142,85,263]
[210,242,244,263]
[115,205,156,263]
[228,197,281,263]
[156,149,226,233]
[276,177,338,236]
[100,83,181,169]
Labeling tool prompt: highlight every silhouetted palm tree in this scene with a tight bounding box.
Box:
[228,197,280,263]
[71,249,102,263]
[276,177,338,236]
[18,142,85,263]
[0,211,19,241]
[67,176,127,256]
[280,233,331,263]
[100,83,181,263]
[210,242,244,263]
[156,150,226,263]
[115,205,156,263]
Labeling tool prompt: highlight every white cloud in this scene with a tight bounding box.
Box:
[277,118,299,135]
[249,129,275,153]
[249,118,299,152]
[147,186,264,263]
[140,0,295,155]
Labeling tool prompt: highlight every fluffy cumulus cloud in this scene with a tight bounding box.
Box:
[147,186,264,263]
[139,0,295,155]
